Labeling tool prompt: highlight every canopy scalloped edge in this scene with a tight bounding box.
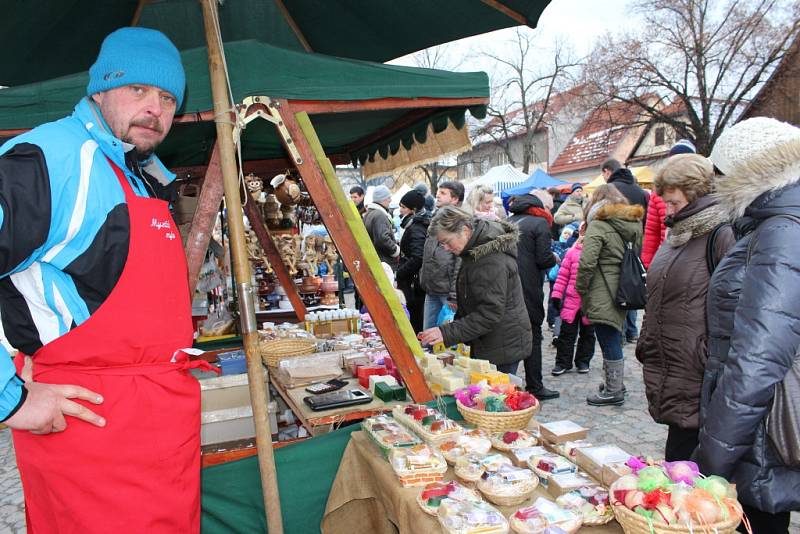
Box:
[351,104,486,168]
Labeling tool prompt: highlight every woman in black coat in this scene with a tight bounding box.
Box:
[418,206,532,371]
[395,190,429,332]
[696,117,800,534]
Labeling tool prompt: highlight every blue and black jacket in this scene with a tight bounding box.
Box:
[0,97,176,421]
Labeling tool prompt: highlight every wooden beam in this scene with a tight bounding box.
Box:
[200,1,283,531]
[479,0,527,25]
[171,96,487,123]
[289,97,487,115]
[274,0,313,52]
[242,199,307,320]
[184,143,225,295]
[277,100,432,403]
[130,0,150,26]
[170,153,352,178]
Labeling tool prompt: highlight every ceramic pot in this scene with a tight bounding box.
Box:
[321,274,338,293]
[300,276,319,293]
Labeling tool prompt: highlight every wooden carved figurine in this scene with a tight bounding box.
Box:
[323,236,339,273]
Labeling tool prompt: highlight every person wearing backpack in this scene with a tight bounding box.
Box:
[575,184,643,406]
[695,117,800,534]
[634,154,734,461]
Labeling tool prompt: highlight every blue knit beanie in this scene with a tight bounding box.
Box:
[88,27,185,108]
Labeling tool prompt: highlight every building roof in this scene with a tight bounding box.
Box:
[471,85,587,146]
[548,99,644,174]
[739,30,800,124]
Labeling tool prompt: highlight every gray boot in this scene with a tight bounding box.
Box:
[597,360,627,395]
[587,359,625,406]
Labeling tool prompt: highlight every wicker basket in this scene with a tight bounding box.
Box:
[582,512,614,526]
[611,498,741,534]
[509,512,582,534]
[490,430,538,451]
[477,476,538,507]
[457,400,540,432]
[260,338,316,367]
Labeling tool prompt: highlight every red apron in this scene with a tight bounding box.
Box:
[13,160,210,533]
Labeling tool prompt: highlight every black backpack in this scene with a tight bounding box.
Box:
[601,240,647,310]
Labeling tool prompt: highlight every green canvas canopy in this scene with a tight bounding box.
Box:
[0,40,488,169]
[0,0,549,87]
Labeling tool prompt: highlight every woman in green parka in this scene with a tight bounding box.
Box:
[575,184,644,407]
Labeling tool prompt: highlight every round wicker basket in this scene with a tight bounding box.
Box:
[611,497,741,534]
[456,400,539,432]
[490,430,538,451]
[509,512,582,534]
[477,477,538,507]
[415,493,439,516]
[259,338,316,367]
[581,511,615,526]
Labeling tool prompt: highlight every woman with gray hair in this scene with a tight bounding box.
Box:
[418,206,532,374]
[635,154,734,461]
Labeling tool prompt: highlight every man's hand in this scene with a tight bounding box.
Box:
[418,327,444,346]
[4,356,105,434]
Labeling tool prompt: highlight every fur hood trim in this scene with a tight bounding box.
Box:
[593,203,644,222]
[467,220,520,261]
[711,117,800,219]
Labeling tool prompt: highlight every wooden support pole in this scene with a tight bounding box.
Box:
[200,1,284,533]
[277,100,432,402]
[242,200,307,319]
[184,142,224,295]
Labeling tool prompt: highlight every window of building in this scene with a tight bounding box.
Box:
[498,152,509,165]
[654,126,666,146]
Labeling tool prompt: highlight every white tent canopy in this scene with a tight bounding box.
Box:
[390,183,412,207]
[464,164,527,196]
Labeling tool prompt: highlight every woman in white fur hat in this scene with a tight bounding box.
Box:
[695,117,800,534]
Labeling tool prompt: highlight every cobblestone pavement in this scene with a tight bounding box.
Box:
[0,320,797,532]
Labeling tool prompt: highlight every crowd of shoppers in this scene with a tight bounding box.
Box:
[356,120,800,532]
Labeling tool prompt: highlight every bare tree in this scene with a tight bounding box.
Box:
[583,0,800,155]
[480,30,581,173]
[405,45,472,191]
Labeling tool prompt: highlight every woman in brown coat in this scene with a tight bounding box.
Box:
[635,154,735,461]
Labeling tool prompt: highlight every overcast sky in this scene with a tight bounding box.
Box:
[390,0,635,74]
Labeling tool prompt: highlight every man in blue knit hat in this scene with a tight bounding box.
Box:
[0,28,204,532]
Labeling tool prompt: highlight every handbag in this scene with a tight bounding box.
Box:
[746,214,800,466]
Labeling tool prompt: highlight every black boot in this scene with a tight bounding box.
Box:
[587,359,624,406]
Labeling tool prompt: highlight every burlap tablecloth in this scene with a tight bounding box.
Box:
[322,431,624,534]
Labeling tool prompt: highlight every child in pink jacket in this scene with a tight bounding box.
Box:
[549,224,596,375]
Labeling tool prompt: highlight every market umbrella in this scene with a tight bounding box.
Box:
[0,0,550,87]
[499,168,568,200]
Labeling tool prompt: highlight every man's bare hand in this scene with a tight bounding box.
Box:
[418,327,444,346]
[4,356,105,434]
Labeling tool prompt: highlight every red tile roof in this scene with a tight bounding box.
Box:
[549,99,644,174]
[473,85,588,144]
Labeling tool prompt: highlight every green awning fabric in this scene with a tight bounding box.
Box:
[200,396,463,534]
[0,40,488,168]
[0,0,549,87]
